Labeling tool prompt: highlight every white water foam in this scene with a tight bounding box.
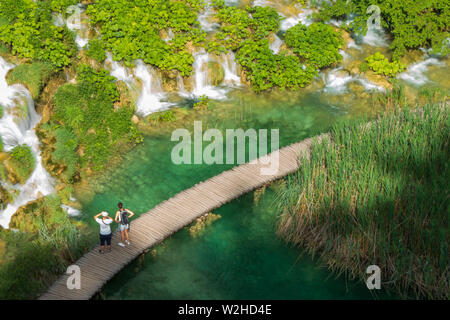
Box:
[134,60,174,116]
[398,56,444,86]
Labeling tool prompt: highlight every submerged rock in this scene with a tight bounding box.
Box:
[364,71,393,90]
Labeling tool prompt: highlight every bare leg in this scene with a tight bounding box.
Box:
[125,229,130,242]
[121,230,125,243]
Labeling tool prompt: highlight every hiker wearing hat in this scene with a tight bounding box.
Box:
[94,211,113,253]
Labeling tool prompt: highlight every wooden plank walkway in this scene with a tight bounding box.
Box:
[39,134,327,300]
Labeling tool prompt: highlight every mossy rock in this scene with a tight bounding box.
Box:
[6,62,55,100]
[3,145,36,185]
[9,196,71,234]
[0,185,13,209]
[399,50,425,66]
[364,71,393,90]
[348,81,366,94]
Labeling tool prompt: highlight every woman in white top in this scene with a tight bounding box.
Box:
[94,211,113,253]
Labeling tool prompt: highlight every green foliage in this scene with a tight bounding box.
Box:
[0,0,77,68]
[210,3,323,91]
[85,39,107,63]
[361,52,406,77]
[236,40,317,92]
[8,145,35,184]
[0,104,4,119]
[6,62,55,100]
[77,64,119,102]
[49,0,79,14]
[285,22,344,69]
[275,104,449,299]
[52,65,141,172]
[193,94,210,109]
[147,110,176,123]
[0,195,89,299]
[210,3,280,52]
[314,0,450,59]
[52,127,79,181]
[86,0,206,76]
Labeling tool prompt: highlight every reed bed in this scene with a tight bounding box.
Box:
[275,102,449,299]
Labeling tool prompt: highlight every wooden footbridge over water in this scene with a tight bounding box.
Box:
[40,134,326,300]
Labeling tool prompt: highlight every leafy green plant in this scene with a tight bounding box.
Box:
[86,0,206,76]
[52,127,79,181]
[361,52,406,77]
[147,110,176,123]
[285,22,344,69]
[7,145,36,184]
[6,62,55,100]
[85,39,107,63]
[314,0,450,59]
[193,95,210,110]
[0,0,77,68]
[236,40,317,92]
[52,65,141,173]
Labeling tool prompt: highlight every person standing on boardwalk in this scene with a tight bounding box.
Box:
[94,211,113,253]
[115,202,135,247]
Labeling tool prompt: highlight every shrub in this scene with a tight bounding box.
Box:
[52,127,79,181]
[7,145,35,184]
[361,52,406,77]
[86,0,206,75]
[0,0,77,68]
[6,62,55,100]
[236,40,317,92]
[285,22,344,69]
[52,65,141,172]
[314,0,449,59]
[85,39,107,63]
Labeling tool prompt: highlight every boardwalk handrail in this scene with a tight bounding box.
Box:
[39,134,327,300]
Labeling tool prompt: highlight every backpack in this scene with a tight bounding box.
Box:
[120,210,129,225]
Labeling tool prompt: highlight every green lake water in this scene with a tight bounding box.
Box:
[79,89,394,299]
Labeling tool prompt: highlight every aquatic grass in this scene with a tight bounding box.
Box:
[275,102,449,299]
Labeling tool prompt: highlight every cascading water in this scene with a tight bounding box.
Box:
[0,58,55,228]
[198,1,220,32]
[134,60,174,116]
[65,4,90,49]
[189,51,229,100]
[398,51,445,86]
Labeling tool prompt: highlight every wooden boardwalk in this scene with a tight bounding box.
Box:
[40,134,326,300]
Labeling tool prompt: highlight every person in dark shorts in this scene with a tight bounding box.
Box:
[115,202,135,247]
[94,211,113,253]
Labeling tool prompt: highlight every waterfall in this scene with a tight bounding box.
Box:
[222,52,241,85]
[198,1,220,32]
[280,8,315,31]
[134,60,174,116]
[105,53,134,84]
[323,67,385,94]
[398,53,445,86]
[0,58,55,228]
[187,51,228,100]
[65,4,90,49]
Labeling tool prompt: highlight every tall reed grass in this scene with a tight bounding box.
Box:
[275,102,449,299]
